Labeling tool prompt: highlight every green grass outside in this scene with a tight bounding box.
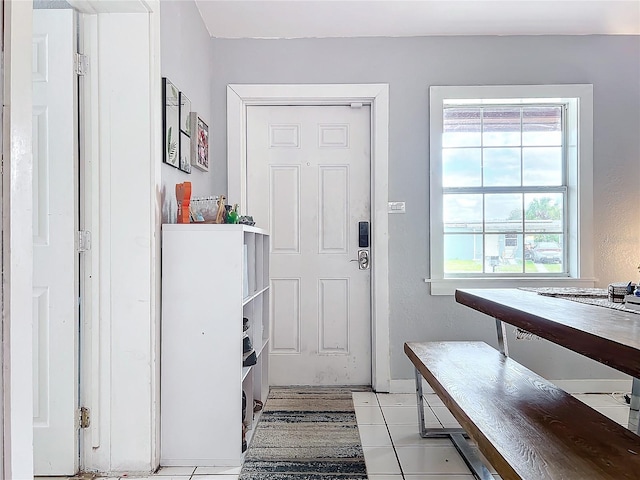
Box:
[446,259,564,274]
[445,259,482,272]
[540,263,563,273]
[495,263,525,273]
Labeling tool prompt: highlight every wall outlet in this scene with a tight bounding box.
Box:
[388,201,406,214]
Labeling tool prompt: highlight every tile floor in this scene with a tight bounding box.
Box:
[354,390,630,480]
[43,391,631,480]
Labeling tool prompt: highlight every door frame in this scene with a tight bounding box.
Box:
[72,1,163,472]
[227,84,390,392]
[3,1,35,478]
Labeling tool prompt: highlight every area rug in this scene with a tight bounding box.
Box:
[239,387,369,480]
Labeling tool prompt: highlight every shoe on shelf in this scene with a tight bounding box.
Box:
[242,391,247,421]
[243,332,257,366]
[243,350,257,367]
[243,332,253,354]
[243,317,249,332]
[242,423,248,453]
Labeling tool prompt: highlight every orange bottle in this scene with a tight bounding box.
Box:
[176,181,192,224]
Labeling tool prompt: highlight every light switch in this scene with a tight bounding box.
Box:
[388,201,406,214]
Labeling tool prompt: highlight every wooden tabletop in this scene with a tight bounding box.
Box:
[455,288,640,379]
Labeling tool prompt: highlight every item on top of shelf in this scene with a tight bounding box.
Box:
[175,181,192,224]
[253,399,263,413]
[215,194,227,224]
[226,204,239,224]
[190,206,205,223]
[191,196,219,222]
[239,215,255,226]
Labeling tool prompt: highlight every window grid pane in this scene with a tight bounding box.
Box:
[443,103,567,276]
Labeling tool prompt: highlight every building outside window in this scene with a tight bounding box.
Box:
[429,85,594,295]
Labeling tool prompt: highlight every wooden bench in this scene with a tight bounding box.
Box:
[405,341,640,480]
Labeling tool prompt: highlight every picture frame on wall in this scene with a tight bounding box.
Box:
[179,92,192,135]
[162,78,179,168]
[190,112,209,172]
[179,130,191,173]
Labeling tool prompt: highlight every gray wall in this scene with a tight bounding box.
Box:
[160,1,214,222]
[209,35,640,381]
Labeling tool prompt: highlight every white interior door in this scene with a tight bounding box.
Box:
[32,9,79,475]
[247,105,372,386]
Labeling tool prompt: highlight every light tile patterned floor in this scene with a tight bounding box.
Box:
[41,392,631,480]
[353,391,631,480]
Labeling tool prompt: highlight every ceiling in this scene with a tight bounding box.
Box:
[194,0,640,39]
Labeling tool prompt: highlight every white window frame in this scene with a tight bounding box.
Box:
[429,85,595,295]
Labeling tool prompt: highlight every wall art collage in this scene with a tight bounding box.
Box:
[162,77,209,173]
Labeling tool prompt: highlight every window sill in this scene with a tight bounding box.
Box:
[427,277,597,296]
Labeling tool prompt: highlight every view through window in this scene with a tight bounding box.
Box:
[442,103,566,276]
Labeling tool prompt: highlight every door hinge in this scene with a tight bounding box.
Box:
[79,407,90,429]
[74,53,88,76]
[77,230,91,252]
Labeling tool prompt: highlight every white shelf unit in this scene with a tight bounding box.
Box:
[161,224,270,467]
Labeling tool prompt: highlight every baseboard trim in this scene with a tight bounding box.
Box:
[388,378,632,395]
[389,379,432,394]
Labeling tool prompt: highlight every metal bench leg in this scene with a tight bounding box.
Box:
[414,367,464,437]
[628,377,640,434]
[413,367,493,480]
[450,433,494,480]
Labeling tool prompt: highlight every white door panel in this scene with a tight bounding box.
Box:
[32,9,79,475]
[247,105,371,386]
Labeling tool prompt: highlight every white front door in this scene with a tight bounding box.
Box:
[32,9,79,475]
[247,105,372,386]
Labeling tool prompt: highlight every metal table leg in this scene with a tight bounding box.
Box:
[628,377,640,434]
[414,367,493,480]
[495,318,509,357]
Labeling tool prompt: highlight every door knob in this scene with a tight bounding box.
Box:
[350,249,370,270]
